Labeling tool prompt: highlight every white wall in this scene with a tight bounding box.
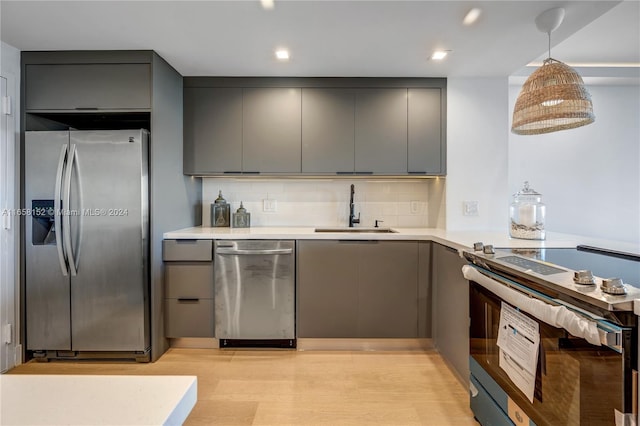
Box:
[0,41,21,372]
[508,83,640,245]
[201,178,444,229]
[445,77,510,232]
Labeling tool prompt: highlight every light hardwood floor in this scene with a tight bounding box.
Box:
[9,348,477,425]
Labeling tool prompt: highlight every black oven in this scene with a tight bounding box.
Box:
[464,246,639,426]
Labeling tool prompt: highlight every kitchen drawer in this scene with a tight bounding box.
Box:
[163,239,212,261]
[165,298,214,338]
[165,263,214,299]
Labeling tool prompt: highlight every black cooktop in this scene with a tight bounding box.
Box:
[506,246,640,288]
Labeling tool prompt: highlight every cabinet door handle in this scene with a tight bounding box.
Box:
[177,298,200,302]
[408,171,427,175]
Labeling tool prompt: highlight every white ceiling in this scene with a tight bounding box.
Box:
[1,0,638,78]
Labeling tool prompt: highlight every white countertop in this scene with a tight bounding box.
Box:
[0,374,197,425]
[163,226,640,255]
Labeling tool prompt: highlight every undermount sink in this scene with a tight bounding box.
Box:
[314,228,398,233]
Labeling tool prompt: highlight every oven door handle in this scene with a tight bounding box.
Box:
[463,264,625,352]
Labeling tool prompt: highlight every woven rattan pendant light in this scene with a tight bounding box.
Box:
[512,8,595,135]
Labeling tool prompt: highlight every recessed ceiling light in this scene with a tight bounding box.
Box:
[431,50,449,61]
[463,8,482,25]
[261,0,275,10]
[275,49,290,60]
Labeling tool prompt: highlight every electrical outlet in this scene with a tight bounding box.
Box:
[410,201,420,214]
[463,200,479,216]
[263,199,277,212]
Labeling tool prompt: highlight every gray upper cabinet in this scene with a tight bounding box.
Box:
[408,88,444,175]
[25,64,151,111]
[181,78,446,176]
[301,88,355,174]
[183,87,243,174]
[242,87,302,173]
[355,88,408,174]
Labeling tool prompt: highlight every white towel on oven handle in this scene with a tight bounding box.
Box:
[463,265,601,346]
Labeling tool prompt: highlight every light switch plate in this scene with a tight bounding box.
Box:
[263,199,277,212]
[463,200,479,216]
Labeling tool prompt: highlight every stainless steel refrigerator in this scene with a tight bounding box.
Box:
[25,129,150,361]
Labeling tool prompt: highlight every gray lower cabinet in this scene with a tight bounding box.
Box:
[301,88,355,174]
[183,87,243,174]
[408,88,444,175]
[357,241,419,337]
[432,242,469,385]
[418,242,432,338]
[242,87,302,173]
[297,240,419,338]
[163,240,214,338]
[25,63,151,111]
[296,240,359,337]
[354,88,408,174]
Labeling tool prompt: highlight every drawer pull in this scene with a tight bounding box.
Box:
[177,298,200,303]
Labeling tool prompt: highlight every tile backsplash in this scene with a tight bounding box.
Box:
[202,178,445,228]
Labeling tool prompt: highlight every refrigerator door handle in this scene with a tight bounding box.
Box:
[63,143,77,276]
[74,148,84,271]
[54,144,69,277]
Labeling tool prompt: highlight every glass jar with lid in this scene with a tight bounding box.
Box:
[509,181,545,240]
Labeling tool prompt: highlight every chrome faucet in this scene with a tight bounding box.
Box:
[349,184,360,227]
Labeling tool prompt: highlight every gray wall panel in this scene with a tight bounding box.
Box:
[150,53,201,361]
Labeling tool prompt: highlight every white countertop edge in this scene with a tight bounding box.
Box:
[0,374,198,426]
[163,226,640,255]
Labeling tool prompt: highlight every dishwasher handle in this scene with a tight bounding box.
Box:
[216,248,293,256]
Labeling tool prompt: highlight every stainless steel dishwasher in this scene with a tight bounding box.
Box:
[214,240,295,348]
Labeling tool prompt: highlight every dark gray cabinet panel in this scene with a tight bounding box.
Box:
[358,241,418,337]
[242,88,302,173]
[408,88,443,174]
[354,89,408,174]
[297,240,359,337]
[301,88,355,173]
[182,78,446,176]
[418,242,432,338]
[165,263,214,299]
[297,240,419,338]
[25,64,151,110]
[163,239,214,339]
[165,299,214,338]
[183,88,242,174]
[432,242,469,385]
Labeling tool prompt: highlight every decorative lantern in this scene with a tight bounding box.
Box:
[232,202,251,228]
[211,190,230,227]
